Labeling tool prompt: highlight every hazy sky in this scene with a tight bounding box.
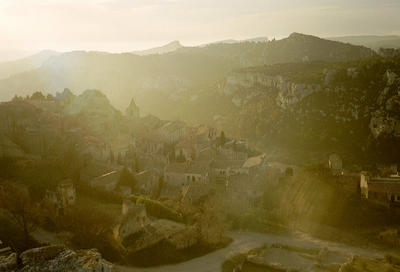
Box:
[0,0,399,53]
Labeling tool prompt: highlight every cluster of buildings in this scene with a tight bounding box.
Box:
[328,153,400,208]
[86,113,268,203]
[360,170,400,207]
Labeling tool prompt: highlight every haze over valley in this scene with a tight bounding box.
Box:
[1,1,400,271]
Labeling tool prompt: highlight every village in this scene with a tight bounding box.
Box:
[1,89,400,270]
[39,91,400,243]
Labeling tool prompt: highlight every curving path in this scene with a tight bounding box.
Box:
[118,231,383,272]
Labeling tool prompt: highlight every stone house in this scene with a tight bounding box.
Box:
[134,134,164,155]
[360,172,400,206]
[197,147,217,161]
[194,125,218,142]
[210,160,246,182]
[164,161,210,186]
[218,140,248,161]
[175,139,197,161]
[45,179,76,215]
[157,121,186,144]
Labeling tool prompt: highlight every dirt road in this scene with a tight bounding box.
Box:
[118,231,382,272]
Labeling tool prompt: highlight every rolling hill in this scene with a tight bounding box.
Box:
[0,33,374,110]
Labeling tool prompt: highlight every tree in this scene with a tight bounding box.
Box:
[61,205,118,261]
[218,131,226,147]
[117,152,122,165]
[118,167,136,189]
[285,167,294,177]
[109,150,115,163]
[30,91,46,100]
[134,158,140,173]
[155,176,165,199]
[11,95,22,102]
[195,197,225,246]
[0,182,39,244]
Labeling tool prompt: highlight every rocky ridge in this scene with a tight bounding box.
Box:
[0,242,115,272]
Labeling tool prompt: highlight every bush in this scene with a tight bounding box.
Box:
[77,182,122,204]
[59,205,121,262]
[118,167,136,189]
[0,216,39,253]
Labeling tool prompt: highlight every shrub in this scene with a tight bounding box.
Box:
[59,205,121,262]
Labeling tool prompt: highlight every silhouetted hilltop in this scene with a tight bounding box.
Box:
[0,33,375,109]
[132,41,183,56]
[0,50,59,80]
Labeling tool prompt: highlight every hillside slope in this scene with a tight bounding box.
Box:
[328,35,400,49]
[0,50,59,80]
[132,41,183,56]
[0,33,374,109]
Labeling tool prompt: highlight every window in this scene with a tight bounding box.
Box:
[192,176,195,182]
[186,176,190,182]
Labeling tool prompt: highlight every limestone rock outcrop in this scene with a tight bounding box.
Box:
[18,245,115,272]
[0,240,17,272]
[339,255,400,272]
[223,71,323,109]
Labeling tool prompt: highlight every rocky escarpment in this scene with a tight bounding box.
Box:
[223,70,323,108]
[0,242,115,272]
[0,240,17,271]
[117,198,229,267]
[369,70,400,138]
[215,58,400,163]
[10,245,115,272]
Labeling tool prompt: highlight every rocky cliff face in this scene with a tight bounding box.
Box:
[369,70,400,138]
[0,244,115,272]
[223,71,323,109]
[213,58,400,163]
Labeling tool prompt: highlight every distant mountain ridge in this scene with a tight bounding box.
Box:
[132,41,183,56]
[200,36,269,46]
[0,33,374,110]
[328,35,400,49]
[0,50,60,80]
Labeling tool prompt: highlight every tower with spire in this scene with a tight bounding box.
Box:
[125,98,140,119]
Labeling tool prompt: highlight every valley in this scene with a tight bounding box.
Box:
[1,32,400,272]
